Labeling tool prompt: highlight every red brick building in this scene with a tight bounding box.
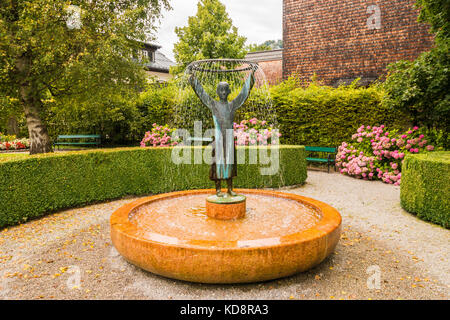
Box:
[283,0,434,85]
[246,49,283,85]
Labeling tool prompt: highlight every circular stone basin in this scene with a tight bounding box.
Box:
[110,189,342,284]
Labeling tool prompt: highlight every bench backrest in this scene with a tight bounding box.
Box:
[305,146,336,153]
[57,135,101,139]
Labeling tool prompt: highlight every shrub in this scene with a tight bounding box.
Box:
[0,133,17,142]
[383,43,450,149]
[271,78,409,147]
[400,152,450,228]
[0,146,307,228]
[336,125,435,185]
[234,118,281,146]
[140,124,179,147]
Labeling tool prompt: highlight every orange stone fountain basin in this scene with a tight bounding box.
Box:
[110,189,342,284]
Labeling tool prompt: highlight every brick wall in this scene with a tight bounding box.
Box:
[246,49,283,85]
[257,60,283,85]
[283,0,434,85]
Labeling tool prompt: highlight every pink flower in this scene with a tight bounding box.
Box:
[426,145,435,151]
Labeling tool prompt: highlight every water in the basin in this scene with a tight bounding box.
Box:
[129,194,322,242]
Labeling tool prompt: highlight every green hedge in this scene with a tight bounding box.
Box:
[41,79,415,148]
[271,79,409,147]
[400,152,450,228]
[0,146,306,228]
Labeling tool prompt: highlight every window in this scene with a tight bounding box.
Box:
[148,51,155,63]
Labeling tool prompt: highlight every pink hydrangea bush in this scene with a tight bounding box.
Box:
[336,125,435,185]
[234,118,281,146]
[140,124,179,147]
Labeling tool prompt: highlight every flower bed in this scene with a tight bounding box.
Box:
[0,136,30,151]
[336,125,435,185]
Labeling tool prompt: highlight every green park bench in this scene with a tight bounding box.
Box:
[54,135,101,150]
[305,146,337,173]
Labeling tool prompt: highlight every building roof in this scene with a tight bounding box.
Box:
[141,42,161,50]
[144,51,176,73]
[246,49,283,62]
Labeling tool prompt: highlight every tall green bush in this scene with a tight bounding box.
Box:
[0,146,306,228]
[271,78,409,147]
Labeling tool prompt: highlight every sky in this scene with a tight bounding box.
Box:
[154,0,283,61]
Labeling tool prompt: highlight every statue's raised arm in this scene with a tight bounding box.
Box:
[231,70,256,112]
[189,75,215,112]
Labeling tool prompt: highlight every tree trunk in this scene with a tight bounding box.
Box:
[6,115,19,136]
[16,56,53,154]
[22,101,52,154]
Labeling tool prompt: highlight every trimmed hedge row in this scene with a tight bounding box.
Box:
[400,152,450,228]
[0,146,307,228]
[271,80,409,147]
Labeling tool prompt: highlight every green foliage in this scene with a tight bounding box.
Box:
[246,43,271,53]
[271,78,408,147]
[44,91,140,145]
[401,152,450,228]
[0,146,307,228]
[0,0,170,152]
[382,43,450,146]
[381,0,450,149]
[172,0,247,74]
[416,0,450,41]
[246,39,283,52]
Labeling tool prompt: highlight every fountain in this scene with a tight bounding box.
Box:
[110,60,342,283]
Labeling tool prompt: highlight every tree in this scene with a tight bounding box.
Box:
[246,43,271,53]
[382,0,449,148]
[416,0,449,41]
[246,39,283,53]
[0,0,170,154]
[172,0,247,74]
[383,43,449,131]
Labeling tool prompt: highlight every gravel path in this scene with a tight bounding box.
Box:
[1,171,449,300]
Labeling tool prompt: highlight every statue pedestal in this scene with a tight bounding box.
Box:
[206,195,246,220]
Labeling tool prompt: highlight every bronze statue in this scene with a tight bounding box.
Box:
[189,70,255,197]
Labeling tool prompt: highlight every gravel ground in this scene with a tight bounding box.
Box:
[1,171,449,300]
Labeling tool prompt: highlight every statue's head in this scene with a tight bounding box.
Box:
[217,82,231,101]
